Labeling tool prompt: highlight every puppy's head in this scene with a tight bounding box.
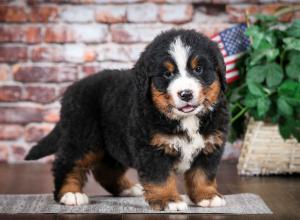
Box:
[135,29,226,119]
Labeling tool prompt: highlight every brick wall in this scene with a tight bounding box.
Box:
[0,0,298,163]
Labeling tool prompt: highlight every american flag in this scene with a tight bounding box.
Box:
[211,24,250,84]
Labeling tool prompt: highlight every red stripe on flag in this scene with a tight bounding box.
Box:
[226,74,239,84]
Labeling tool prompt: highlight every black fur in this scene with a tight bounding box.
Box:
[25,29,229,202]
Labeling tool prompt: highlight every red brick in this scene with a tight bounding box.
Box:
[294,11,300,19]
[111,24,173,43]
[70,24,109,43]
[0,85,22,102]
[0,6,27,22]
[13,65,56,82]
[0,26,23,42]
[0,106,43,124]
[12,145,27,161]
[44,25,75,43]
[25,26,41,43]
[0,65,9,81]
[0,144,9,162]
[13,65,78,83]
[226,4,259,23]
[25,123,54,143]
[0,124,24,140]
[95,6,127,24]
[81,65,102,76]
[226,4,293,23]
[22,85,58,104]
[261,4,293,22]
[29,6,59,22]
[127,3,159,23]
[58,65,78,82]
[61,6,94,23]
[31,46,64,62]
[43,107,60,123]
[0,46,27,63]
[159,4,194,24]
[45,24,108,43]
[183,23,231,37]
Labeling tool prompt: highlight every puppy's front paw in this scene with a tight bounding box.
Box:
[166,201,188,211]
[197,195,226,207]
[149,200,188,211]
[120,183,144,197]
[60,192,89,206]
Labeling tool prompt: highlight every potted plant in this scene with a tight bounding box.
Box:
[227,13,300,175]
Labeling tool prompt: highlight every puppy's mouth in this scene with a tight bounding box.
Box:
[177,104,199,113]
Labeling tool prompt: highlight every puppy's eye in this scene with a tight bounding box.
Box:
[194,66,203,75]
[163,71,174,80]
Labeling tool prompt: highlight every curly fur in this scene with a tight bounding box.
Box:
[25,29,229,210]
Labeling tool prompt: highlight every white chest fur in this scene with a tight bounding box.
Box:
[169,116,205,173]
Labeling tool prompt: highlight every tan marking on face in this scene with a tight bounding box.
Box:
[164,61,175,73]
[199,80,221,109]
[151,84,175,118]
[150,133,179,156]
[58,152,103,199]
[191,56,199,70]
[185,168,220,204]
[143,174,182,210]
[203,131,225,155]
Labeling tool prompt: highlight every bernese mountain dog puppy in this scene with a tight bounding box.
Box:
[25,29,229,211]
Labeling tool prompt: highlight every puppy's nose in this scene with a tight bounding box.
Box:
[178,90,193,102]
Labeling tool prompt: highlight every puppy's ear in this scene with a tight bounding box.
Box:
[134,55,150,102]
[214,46,227,92]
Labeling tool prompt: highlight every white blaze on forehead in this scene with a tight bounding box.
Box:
[168,37,190,77]
[167,36,201,112]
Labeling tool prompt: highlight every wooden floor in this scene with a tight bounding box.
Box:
[0,161,299,219]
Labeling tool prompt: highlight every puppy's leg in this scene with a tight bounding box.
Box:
[185,147,225,207]
[53,151,102,205]
[142,173,187,211]
[92,155,143,197]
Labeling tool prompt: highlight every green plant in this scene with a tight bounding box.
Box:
[227,15,300,142]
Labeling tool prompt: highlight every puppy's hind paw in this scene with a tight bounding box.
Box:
[60,192,89,206]
[120,183,144,197]
[197,195,226,207]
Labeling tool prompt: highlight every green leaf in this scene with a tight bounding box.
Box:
[283,38,300,51]
[265,63,284,87]
[247,65,266,83]
[244,93,257,108]
[257,96,271,117]
[255,14,277,23]
[285,51,300,81]
[279,118,300,141]
[278,80,300,106]
[246,26,265,50]
[278,80,299,96]
[277,97,293,116]
[247,80,265,96]
[279,121,292,139]
[285,61,300,80]
[246,25,275,50]
[286,20,300,38]
[250,49,279,65]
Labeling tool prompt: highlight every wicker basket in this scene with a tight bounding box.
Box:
[237,119,300,175]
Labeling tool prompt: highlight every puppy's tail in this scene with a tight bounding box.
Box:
[25,123,61,160]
